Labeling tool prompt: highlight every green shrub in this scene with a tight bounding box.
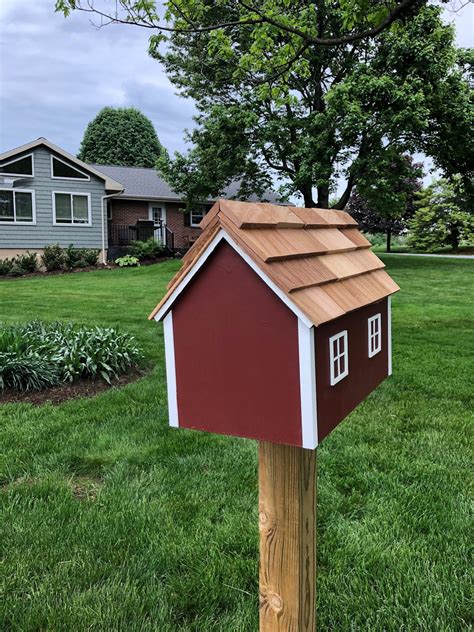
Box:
[128,239,164,261]
[42,244,65,271]
[82,249,100,266]
[115,255,140,267]
[64,245,99,269]
[15,251,38,273]
[0,259,15,276]
[0,320,143,392]
[0,354,62,392]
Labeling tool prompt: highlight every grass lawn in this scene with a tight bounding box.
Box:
[0,257,472,631]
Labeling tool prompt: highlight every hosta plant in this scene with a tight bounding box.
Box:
[0,320,143,392]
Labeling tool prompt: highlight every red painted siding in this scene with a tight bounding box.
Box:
[172,241,303,446]
[315,298,389,441]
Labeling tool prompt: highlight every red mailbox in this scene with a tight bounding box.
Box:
[149,199,399,449]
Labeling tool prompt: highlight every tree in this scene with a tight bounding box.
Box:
[59,3,472,210]
[56,0,425,49]
[408,178,474,252]
[78,107,164,167]
[347,154,423,252]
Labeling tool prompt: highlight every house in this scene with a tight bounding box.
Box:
[149,200,399,449]
[0,138,123,262]
[0,138,280,262]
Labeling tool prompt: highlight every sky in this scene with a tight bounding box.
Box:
[0,0,473,185]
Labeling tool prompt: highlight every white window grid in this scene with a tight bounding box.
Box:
[0,188,36,224]
[190,208,205,227]
[368,313,382,358]
[329,330,349,386]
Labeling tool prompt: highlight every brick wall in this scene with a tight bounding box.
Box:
[166,202,203,250]
[110,198,205,250]
[110,199,149,225]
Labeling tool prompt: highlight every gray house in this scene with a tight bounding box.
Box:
[0,138,280,261]
[0,138,123,262]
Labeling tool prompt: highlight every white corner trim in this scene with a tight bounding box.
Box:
[298,319,318,449]
[52,191,92,226]
[50,154,91,181]
[163,311,179,428]
[388,296,392,376]
[153,229,312,327]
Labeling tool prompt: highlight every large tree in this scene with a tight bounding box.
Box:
[78,107,164,167]
[59,2,472,209]
[347,154,423,252]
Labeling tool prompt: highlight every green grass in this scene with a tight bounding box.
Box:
[0,257,472,630]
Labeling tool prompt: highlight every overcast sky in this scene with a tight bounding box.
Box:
[0,0,472,176]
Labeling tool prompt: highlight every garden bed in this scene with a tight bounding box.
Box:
[0,366,147,405]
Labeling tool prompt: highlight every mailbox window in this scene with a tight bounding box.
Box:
[329,330,348,386]
[368,313,382,358]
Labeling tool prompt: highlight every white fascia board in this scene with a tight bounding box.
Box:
[163,311,179,427]
[153,229,313,327]
[298,319,318,449]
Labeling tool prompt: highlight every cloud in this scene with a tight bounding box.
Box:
[0,0,196,156]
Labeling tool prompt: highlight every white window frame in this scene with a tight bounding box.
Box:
[190,208,206,227]
[329,330,349,386]
[0,188,36,224]
[52,191,92,226]
[50,155,90,181]
[368,313,382,358]
[0,153,35,178]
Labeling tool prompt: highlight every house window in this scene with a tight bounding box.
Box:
[51,156,89,180]
[368,313,382,358]
[190,208,206,227]
[53,192,91,225]
[0,154,34,177]
[329,330,349,386]
[0,189,35,223]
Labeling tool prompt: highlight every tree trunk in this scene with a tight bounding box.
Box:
[450,226,460,251]
[301,186,315,208]
[316,185,329,209]
[386,227,392,253]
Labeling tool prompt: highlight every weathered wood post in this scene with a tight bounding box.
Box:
[149,199,398,628]
[259,442,316,632]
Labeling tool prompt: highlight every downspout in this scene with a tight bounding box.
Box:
[101,191,124,265]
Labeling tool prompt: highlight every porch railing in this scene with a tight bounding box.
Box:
[108,221,174,253]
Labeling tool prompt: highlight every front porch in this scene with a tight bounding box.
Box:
[107,219,175,260]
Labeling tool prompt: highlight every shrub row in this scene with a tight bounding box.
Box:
[0,244,100,276]
[0,320,143,392]
[115,239,165,267]
[42,244,100,271]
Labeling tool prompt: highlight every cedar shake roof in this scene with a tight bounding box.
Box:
[149,200,399,326]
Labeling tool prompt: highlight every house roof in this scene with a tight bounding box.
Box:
[0,138,124,192]
[91,163,281,204]
[149,199,400,327]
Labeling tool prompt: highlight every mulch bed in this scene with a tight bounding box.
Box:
[0,257,174,281]
[0,367,147,406]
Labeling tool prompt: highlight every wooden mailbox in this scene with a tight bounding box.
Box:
[149,199,399,629]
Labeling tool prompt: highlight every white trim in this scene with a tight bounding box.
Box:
[0,152,35,178]
[298,320,318,449]
[52,191,92,226]
[388,296,392,375]
[0,188,36,224]
[148,202,167,225]
[163,311,179,428]
[50,155,90,181]
[368,313,382,358]
[153,229,312,327]
[329,330,349,386]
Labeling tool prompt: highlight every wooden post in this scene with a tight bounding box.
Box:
[259,441,317,632]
